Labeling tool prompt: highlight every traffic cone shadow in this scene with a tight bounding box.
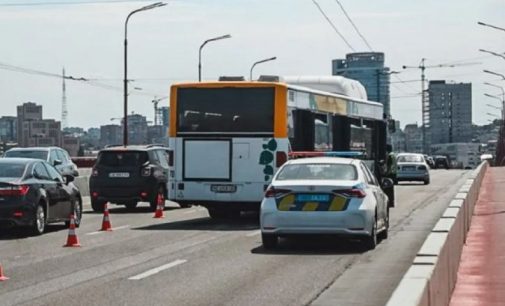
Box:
[0,263,9,281]
[100,202,113,231]
[64,213,81,247]
[153,194,165,219]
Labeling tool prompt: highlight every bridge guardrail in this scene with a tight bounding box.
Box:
[386,161,488,306]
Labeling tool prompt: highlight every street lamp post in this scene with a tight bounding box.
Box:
[479,49,505,60]
[123,2,166,147]
[483,69,505,80]
[249,56,277,81]
[198,34,231,82]
[478,21,505,32]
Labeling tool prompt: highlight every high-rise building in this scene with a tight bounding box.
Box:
[428,81,472,145]
[100,124,122,148]
[332,52,391,117]
[127,113,148,145]
[17,102,42,146]
[404,124,424,153]
[0,116,17,142]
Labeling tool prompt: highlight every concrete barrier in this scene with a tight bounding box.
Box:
[386,162,488,306]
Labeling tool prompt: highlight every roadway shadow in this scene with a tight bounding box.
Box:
[83,203,181,215]
[133,213,260,232]
[0,224,68,240]
[251,236,366,255]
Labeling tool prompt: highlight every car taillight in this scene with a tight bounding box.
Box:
[276,151,287,167]
[0,185,30,196]
[264,187,291,198]
[418,165,427,170]
[92,168,99,176]
[333,188,366,198]
[141,167,151,176]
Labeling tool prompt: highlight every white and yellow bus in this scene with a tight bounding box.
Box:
[168,81,386,218]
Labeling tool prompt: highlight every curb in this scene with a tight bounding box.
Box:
[385,162,488,306]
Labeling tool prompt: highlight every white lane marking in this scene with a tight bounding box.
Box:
[183,209,198,215]
[246,230,261,237]
[128,259,187,280]
[86,225,130,236]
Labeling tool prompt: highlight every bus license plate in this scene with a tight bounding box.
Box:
[211,185,237,193]
[296,194,330,202]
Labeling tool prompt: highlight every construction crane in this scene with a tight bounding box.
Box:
[402,59,480,153]
[152,96,168,126]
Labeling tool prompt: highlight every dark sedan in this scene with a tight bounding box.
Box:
[0,158,82,235]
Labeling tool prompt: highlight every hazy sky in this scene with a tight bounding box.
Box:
[0,0,504,129]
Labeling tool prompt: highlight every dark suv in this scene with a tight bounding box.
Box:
[434,155,450,169]
[89,145,179,212]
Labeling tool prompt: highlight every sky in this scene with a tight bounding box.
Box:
[0,0,504,130]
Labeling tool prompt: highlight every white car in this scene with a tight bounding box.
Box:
[260,157,391,250]
[396,153,430,185]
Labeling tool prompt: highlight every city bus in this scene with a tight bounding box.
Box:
[168,80,387,218]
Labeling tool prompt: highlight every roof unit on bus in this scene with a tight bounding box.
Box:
[258,75,280,82]
[281,75,368,100]
[218,76,246,81]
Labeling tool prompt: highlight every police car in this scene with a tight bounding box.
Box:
[260,152,392,250]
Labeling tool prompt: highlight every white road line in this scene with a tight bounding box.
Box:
[246,230,261,237]
[86,225,130,236]
[128,259,187,280]
[183,209,198,214]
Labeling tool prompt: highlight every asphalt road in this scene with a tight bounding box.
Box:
[0,170,470,306]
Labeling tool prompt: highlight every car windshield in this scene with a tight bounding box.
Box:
[397,155,424,163]
[0,163,27,178]
[276,163,357,181]
[5,150,48,160]
[97,151,148,167]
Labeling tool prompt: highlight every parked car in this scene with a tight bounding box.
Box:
[4,147,79,177]
[396,153,430,185]
[0,158,82,235]
[89,145,185,212]
[260,157,392,250]
[434,155,450,170]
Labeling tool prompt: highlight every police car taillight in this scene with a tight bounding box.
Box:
[333,188,366,198]
[264,187,291,198]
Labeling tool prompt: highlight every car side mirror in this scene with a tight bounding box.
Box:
[381,178,394,190]
[64,175,74,184]
[53,159,62,166]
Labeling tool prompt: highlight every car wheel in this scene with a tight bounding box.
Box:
[363,216,378,250]
[424,178,430,185]
[31,204,46,236]
[65,199,82,228]
[91,199,106,213]
[150,186,165,212]
[125,201,138,211]
[262,233,278,249]
[208,208,227,219]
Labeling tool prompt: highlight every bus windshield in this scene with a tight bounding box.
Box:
[176,87,275,134]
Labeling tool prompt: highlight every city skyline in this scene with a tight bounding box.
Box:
[0,0,504,129]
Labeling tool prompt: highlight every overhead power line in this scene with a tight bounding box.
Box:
[333,0,373,51]
[311,0,355,51]
[0,0,168,6]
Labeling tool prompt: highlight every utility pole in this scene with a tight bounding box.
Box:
[61,67,68,129]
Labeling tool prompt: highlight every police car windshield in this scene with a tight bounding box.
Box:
[276,163,357,181]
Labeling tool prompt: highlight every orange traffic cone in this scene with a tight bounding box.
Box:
[0,263,9,281]
[153,194,164,219]
[63,213,81,247]
[100,202,113,231]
